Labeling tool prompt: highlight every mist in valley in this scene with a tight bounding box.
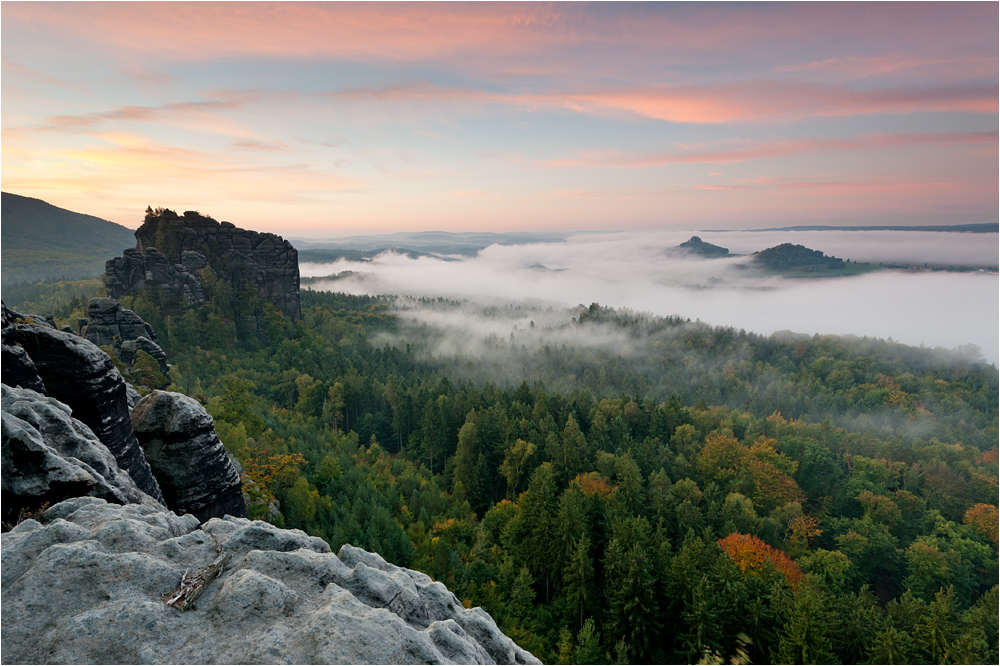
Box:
[303,229,1000,365]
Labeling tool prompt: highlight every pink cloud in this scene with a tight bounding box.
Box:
[776,54,998,78]
[694,185,749,191]
[523,81,997,124]
[540,131,998,169]
[3,3,995,77]
[319,79,996,124]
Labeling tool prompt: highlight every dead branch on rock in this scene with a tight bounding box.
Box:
[161,535,230,611]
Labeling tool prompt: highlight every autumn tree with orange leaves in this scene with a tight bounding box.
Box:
[718,532,805,589]
[964,503,999,546]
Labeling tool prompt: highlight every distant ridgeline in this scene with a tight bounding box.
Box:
[753,243,845,272]
[0,192,137,284]
[105,207,300,321]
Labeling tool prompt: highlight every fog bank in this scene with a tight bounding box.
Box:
[302,230,999,364]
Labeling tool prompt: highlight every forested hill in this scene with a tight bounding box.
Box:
[753,243,845,273]
[1,192,137,283]
[18,277,999,664]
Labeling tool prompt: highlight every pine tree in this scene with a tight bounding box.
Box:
[564,535,595,630]
[454,414,480,491]
[774,586,838,664]
[520,463,561,604]
[574,619,602,665]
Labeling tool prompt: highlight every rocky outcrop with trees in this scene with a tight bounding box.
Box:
[105,208,300,320]
[81,297,169,374]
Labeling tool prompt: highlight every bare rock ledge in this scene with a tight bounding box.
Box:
[0,498,540,665]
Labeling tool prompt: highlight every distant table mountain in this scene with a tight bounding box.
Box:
[753,242,844,272]
[676,235,731,257]
[1,192,137,284]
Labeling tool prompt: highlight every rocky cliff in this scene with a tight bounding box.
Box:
[1,498,539,664]
[104,208,300,320]
[1,385,161,523]
[0,385,535,663]
[80,297,169,374]
[131,391,245,523]
[13,323,166,503]
[0,293,536,663]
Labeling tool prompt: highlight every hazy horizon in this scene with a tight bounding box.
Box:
[3,2,996,236]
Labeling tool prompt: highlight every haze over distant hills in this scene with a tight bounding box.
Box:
[293,230,569,262]
[1,192,137,283]
[712,223,999,233]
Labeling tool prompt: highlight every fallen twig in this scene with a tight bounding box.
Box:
[161,536,230,611]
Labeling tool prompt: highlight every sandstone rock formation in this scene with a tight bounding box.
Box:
[1,498,540,665]
[1,302,46,394]
[105,208,300,320]
[80,297,159,346]
[105,247,209,309]
[1,385,160,525]
[11,324,165,504]
[81,298,169,374]
[131,391,246,522]
[119,336,170,375]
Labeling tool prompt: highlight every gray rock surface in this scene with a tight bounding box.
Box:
[11,324,165,505]
[124,383,143,410]
[1,385,160,525]
[0,499,539,665]
[120,336,170,375]
[131,391,246,522]
[105,208,300,319]
[81,297,159,346]
[1,302,46,394]
[81,298,169,374]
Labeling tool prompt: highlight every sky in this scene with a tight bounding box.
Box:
[2,2,998,236]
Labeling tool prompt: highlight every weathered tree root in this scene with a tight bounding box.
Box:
[161,537,230,611]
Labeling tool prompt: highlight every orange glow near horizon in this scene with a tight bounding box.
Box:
[2,2,996,236]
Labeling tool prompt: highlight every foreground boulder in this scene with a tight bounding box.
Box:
[0,498,540,665]
[11,324,164,504]
[1,385,160,525]
[131,391,246,522]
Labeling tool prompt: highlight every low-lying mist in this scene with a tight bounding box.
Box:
[302,229,999,364]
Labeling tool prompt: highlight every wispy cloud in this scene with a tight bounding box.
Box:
[33,95,264,133]
[539,131,998,169]
[776,54,998,78]
[311,79,998,125]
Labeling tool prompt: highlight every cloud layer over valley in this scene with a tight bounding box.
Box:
[303,229,999,364]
